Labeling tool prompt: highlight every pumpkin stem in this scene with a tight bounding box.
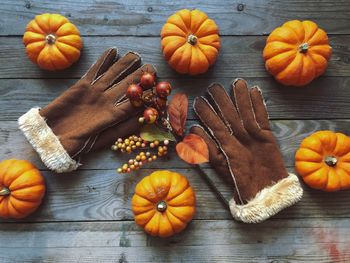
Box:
[156,201,167,212]
[46,34,56,45]
[187,34,198,45]
[0,186,10,196]
[325,156,337,167]
[298,43,309,53]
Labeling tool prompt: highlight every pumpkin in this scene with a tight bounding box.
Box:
[295,131,350,192]
[160,9,220,75]
[132,170,195,237]
[23,13,82,71]
[0,159,46,219]
[263,20,332,87]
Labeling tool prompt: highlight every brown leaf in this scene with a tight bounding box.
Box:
[176,133,209,164]
[168,93,188,136]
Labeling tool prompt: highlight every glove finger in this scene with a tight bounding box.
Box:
[84,114,143,153]
[231,78,261,135]
[83,47,118,82]
[93,52,141,91]
[190,125,228,169]
[207,83,247,140]
[106,64,156,103]
[193,96,240,146]
[250,86,271,130]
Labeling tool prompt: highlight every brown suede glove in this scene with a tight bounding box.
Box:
[19,48,156,173]
[191,79,303,223]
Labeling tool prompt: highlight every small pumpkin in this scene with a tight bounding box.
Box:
[161,9,220,75]
[0,159,46,219]
[23,13,82,71]
[295,131,350,192]
[263,20,332,87]
[132,170,195,237]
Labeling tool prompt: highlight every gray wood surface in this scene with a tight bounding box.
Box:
[1,36,349,78]
[0,0,349,262]
[1,0,349,36]
[1,219,350,262]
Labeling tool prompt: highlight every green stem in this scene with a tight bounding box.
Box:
[0,187,10,196]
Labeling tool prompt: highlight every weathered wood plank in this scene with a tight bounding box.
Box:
[0,220,349,262]
[1,36,349,79]
[0,0,349,36]
[1,77,350,121]
[1,119,349,170]
[0,167,349,222]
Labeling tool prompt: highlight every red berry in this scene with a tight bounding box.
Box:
[140,72,156,89]
[143,107,158,124]
[126,84,143,100]
[154,97,167,110]
[156,82,172,98]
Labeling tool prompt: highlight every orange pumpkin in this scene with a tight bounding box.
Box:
[295,131,350,192]
[0,159,45,219]
[23,13,82,71]
[132,170,195,237]
[161,9,220,75]
[263,20,332,87]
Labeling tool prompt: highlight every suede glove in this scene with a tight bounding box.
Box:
[191,78,303,223]
[19,48,156,173]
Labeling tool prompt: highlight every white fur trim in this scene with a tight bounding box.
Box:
[18,108,80,173]
[229,173,303,223]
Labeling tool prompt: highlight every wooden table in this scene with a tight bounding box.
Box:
[1,0,350,262]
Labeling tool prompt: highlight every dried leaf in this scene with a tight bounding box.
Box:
[140,125,176,142]
[176,133,209,164]
[168,93,188,136]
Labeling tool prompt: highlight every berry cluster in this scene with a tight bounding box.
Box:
[111,135,147,153]
[126,72,172,125]
[112,136,170,173]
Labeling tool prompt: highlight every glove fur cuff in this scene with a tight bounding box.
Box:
[229,173,303,223]
[18,108,80,173]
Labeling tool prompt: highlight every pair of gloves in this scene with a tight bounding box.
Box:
[18,48,303,223]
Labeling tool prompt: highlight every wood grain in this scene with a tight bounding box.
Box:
[0,167,349,222]
[1,77,350,121]
[0,219,349,262]
[1,35,349,79]
[1,0,349,36]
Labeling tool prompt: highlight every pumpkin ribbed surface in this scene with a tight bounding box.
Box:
[295,131,350,191]
[0,159,45,219]
[132,170,195,237]
[161,9,220,75]
[23,13,82,71]
[263,20,332,87]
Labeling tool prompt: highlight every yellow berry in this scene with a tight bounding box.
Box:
[136,141,141,147]
[154,140,159,146]
[117,143,123,148]
[130,164,135,169]
[117,168,122,173]
[146,152,151,157]
[141,155,147,161]
[122,164,128,169]
[140,152,145,156]
[126,146,132,152]
[148,157,153,162]
[111,145,118,151]
[141,143,146,147]
[152,155,157,160]
[136,155,141,161]
[150,143,155,148]
[158,147,164,153]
